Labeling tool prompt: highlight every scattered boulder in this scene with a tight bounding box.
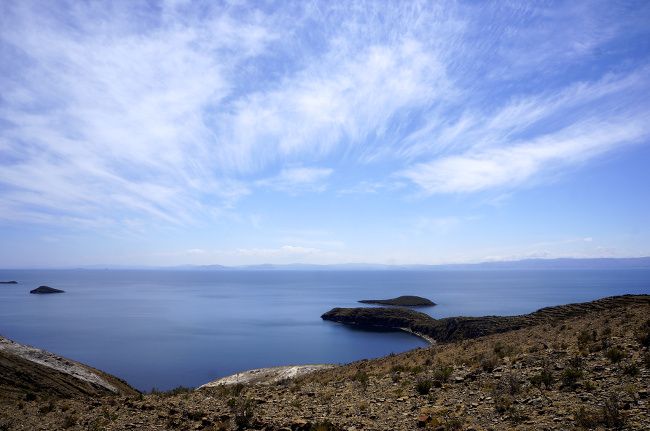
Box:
[359,295,436,306]
[29,286,65,294]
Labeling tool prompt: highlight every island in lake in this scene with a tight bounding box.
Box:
[0,281,18,284]
[30,286,65,294]
[359,295,435,306]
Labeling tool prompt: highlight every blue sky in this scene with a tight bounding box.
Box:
[1,1,649,267]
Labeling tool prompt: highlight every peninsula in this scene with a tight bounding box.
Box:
[324,294,650,343]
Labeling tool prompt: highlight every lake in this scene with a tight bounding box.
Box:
[0,269,648,391]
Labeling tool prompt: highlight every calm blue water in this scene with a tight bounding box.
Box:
[0,269,648,391]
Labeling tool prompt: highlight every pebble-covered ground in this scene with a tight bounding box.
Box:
[1,301,648,430]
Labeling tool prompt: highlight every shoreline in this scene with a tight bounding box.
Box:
[399,327,436,344]
[3,294,648,395]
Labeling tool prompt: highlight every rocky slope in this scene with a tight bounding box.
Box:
[201,365,336,388]
[323,294,650,343]
[0,336,137,400]
[0,295,649,430]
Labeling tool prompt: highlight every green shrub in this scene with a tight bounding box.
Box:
[230,383,245,396]
[602,397,625,428]
[444,417,464,430]
[574,406,600,428]
[636,320,650,347]
[63,414,77,429]
[150,385,193,397]
[415,378,433,395]
[561,368,582,389]
[480,354,499,372]
[530,369,553,389]
[431,363,453,387]
[311,420,341,431]
[493,342,517,359]
[567,355,584,369]
[38,401,56,414]
[623,363,639,377]
[605,347,625,363]
[492,373,522,415]
[500,373,522,396]
[577,330,593,349]
[352,370,369,389]
[494,393,514,414]
[574,397,626,429]
[183,410,206,421]
[232,397,255,430]
[583,380,597,391]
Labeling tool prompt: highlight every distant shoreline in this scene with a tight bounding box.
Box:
[2,256,650,271]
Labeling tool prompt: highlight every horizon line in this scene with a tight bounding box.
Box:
[2,256,650,271]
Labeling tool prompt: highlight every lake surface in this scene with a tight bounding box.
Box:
[0,269,648,391]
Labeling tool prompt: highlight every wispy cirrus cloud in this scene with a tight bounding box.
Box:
[398,70,650,194]
[0,0,649,237]
[256,166,333,194]
[401,112,650,194]
[215,38,449,171]
[0,1,268,227]
[413,216,462,234]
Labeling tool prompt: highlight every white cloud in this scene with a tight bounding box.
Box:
[413,216,462,234]
[215,38,449,172]
[401,114,649,194]
[338,180,406,195]
[0,2,266,227]
[235,245,321,258]
[256,166,333,193]
[0,1,648,236]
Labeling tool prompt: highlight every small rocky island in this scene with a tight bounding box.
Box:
[30,286,65,294]
[0,280,18,284]
[359,295,435,306]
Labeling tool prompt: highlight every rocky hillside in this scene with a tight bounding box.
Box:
[323,294,650,343]
[0,295,648,430]
[0,336,137,400]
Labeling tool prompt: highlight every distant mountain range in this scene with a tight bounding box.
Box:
[8,257,648,271]
[426,257,650,270]
[72,257,650,271]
